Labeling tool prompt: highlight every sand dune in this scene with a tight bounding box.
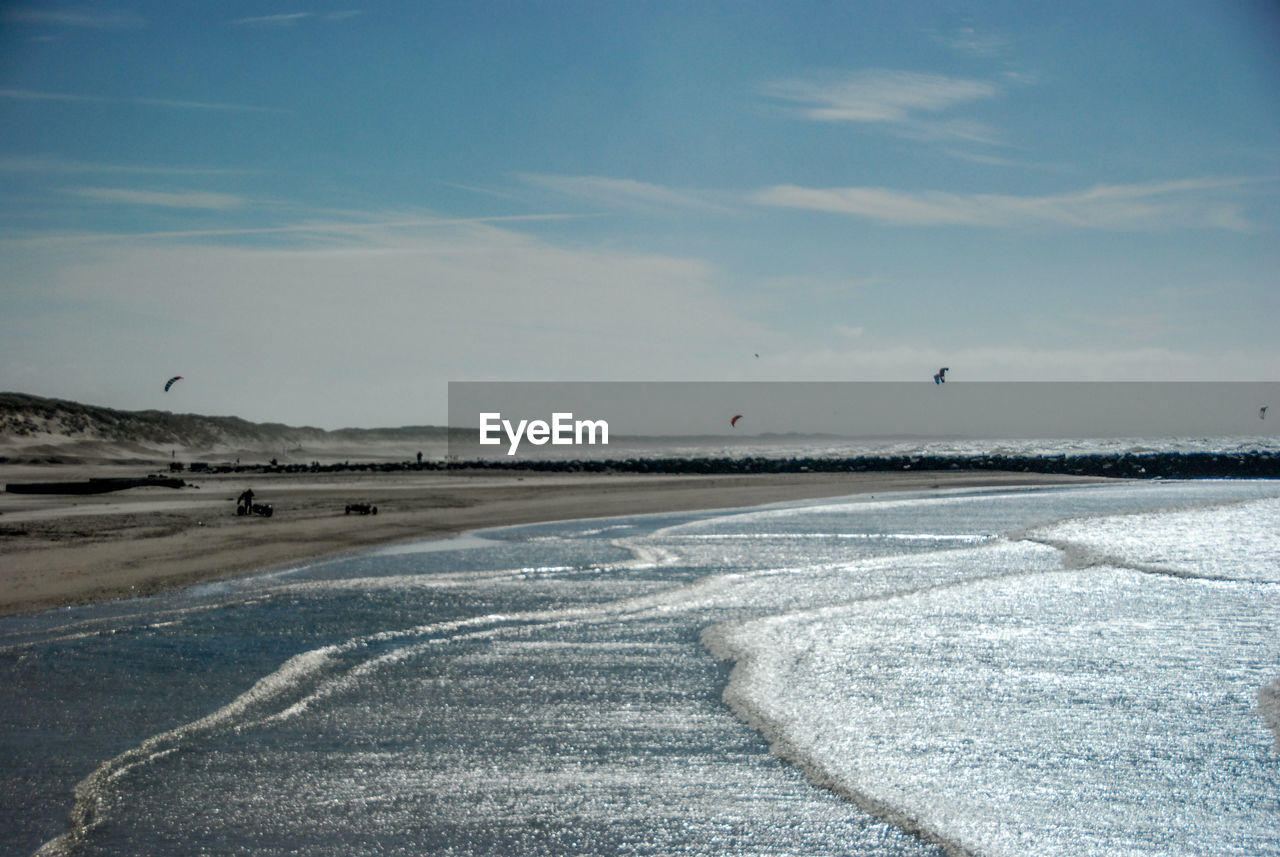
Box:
[0,392,448,466]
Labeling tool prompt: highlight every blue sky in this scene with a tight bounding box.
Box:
[2,1,1278,428]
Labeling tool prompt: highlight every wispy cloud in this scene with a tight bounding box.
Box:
[0,155,261,176]
[4,212,602,246]
[1,88,280,113]
[940,148,1051,169]
[519,173,736,214]
[760,69,1003,144]
[233,13,311,27]
[232,11,361,27]
[0,88,102,103]
[762,70,996,122]
[753,178,1257,230]
[69,187,247,210]
[132,96,283,113]
[1,215,765,425]
[933,26,1011,59]
[4,7,145,29]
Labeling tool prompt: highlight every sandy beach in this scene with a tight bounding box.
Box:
[0,463,1107,616]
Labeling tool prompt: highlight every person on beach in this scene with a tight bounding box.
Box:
[238,488,255,514]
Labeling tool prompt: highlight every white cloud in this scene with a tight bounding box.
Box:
[69,187,247,210]
[753,178,1256,230]
[5,207,1273,426]
[233,13,311,27]
[1,88,277,113]
[0,156,261,176]
[933,27,1011,59]
[132,96,283,113]
[519,174,736,215]
[231,11,361,26]
[761,70,1002,144]
[0,88,102,103]
[5,8,145,29]
[763,70,997,122]
[0,213,603,249]
[757,185,977,225]
[0,217,771,425]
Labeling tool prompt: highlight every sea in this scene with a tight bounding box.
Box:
[449,433,1280,464]
[2,439,1278,857]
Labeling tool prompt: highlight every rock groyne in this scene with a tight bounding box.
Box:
[213,451,1279,479]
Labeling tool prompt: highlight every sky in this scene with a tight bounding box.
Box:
[1,1,1278,429]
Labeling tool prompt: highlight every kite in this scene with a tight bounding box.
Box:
[730,414,743,427]
[1262,406,1269,420]
[933,367,950,385]
[164,376,183,392]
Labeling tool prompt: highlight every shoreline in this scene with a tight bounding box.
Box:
[0,467,1109,617]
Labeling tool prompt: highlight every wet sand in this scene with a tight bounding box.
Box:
[0,464,1106,616]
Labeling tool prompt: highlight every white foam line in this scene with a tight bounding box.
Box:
[260,565,581,597]
[703,620,979,857]
[37,593,642,857]
[674,532,993,542]
[0,600,234,654]
[230,557,767,734]
[34,604,566,855]
[607,537,682,569]
[253,612,592,727]
[34,643,343,856]
[1018,533,1280,586]
[646,484,1091,542]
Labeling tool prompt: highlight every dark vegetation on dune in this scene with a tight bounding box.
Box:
[0,392,448,456]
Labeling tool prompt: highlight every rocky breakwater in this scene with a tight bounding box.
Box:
[450,450,1280,479]
[182,450,1279,479]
